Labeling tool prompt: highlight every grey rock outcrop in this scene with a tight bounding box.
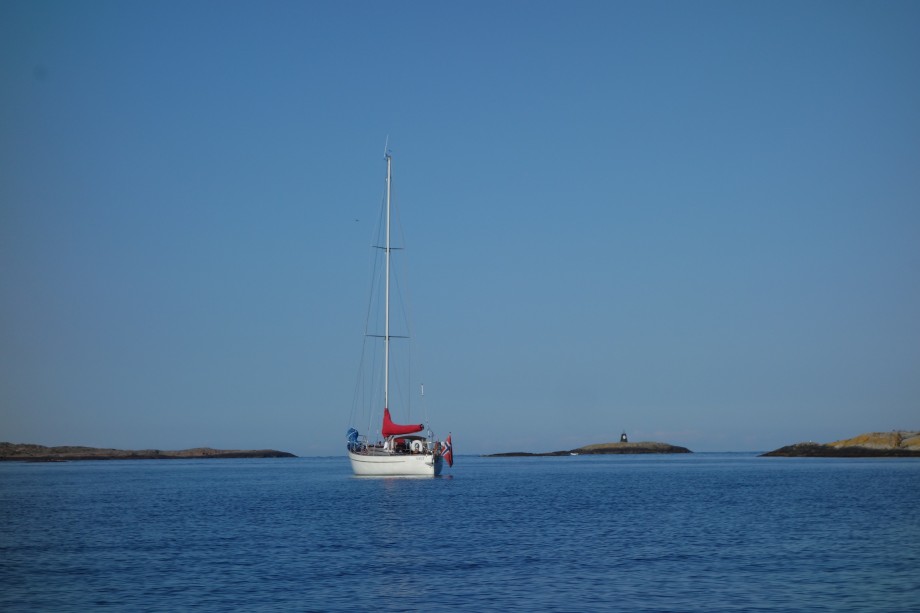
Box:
[0,442,296,461]
[762,431,920,457]
[487,441,691,457]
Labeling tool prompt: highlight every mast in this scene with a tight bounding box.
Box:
[384,151,391,413]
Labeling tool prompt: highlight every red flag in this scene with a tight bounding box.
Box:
[441,434,453,467]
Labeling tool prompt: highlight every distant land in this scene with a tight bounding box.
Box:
[486,441,691,457]
[0,443,296,462]
[762,431,920,458]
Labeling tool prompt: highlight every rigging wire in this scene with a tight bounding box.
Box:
[348,153,434,441]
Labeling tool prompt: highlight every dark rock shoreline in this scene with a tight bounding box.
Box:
[761,443,920,458]
[0,442,296,462]
[486,441,691,457]
[761,431,920,458]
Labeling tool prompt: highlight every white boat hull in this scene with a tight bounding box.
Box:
[348,450,443,477]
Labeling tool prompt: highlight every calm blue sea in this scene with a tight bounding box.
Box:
[1,454,918,612]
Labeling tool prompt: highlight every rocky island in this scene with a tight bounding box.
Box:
[487,441,691,457]
[761,431,920,458]
[0,442,297,462]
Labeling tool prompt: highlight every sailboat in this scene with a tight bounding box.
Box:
[346,150,452,477]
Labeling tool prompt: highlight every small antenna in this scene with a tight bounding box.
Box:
[384,135,390,158]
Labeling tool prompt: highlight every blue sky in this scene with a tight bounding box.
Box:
[2,1,918,455]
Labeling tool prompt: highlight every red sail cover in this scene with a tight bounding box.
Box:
[382,408,424,437]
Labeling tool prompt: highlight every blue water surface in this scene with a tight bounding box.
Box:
[1,454,918,611]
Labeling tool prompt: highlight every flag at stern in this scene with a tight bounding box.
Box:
[441,434,453,467]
